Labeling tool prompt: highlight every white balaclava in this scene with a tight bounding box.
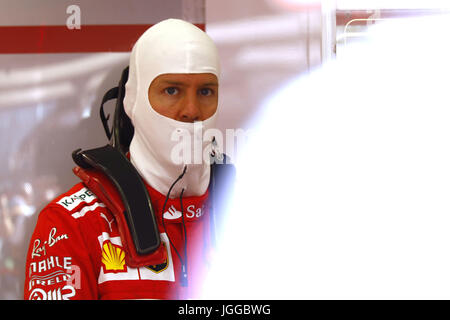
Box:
[124,19,220,198]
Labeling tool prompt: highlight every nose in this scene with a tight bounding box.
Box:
[179,90,201,122]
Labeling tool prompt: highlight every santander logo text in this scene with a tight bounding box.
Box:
[163,205,182,220]
[162,204,205,220]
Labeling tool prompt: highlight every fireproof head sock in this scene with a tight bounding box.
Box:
[124,19,221,197]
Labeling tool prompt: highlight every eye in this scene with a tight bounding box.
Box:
[164,87,179,96]
[199,88,214,96]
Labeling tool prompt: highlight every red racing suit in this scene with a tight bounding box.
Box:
[24,181,213,300]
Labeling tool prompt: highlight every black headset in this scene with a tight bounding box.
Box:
[99,66,133,155]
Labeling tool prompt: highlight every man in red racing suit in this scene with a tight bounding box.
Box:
[24,19,225,300]
[24,180,212,300]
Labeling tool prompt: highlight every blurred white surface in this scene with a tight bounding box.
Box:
[202,13,450,299]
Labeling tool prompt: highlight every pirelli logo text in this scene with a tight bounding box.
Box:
[27,256,81,300]
[57,187,96,211]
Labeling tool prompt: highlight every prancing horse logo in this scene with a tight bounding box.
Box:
[145,243,168,273]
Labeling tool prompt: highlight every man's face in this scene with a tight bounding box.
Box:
[148,73,218,122]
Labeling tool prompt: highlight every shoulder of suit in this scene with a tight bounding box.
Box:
[45,182,107,220]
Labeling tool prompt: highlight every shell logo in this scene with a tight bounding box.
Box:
[101,241,127,273]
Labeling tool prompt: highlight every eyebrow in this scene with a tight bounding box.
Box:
[202,82,219,87]
[161,80,218,87]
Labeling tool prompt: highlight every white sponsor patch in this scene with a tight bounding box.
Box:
[57,187,97,211]
[71,202,106,219]
[97,232,175,284]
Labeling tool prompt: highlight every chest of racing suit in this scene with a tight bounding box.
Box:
[24,182,212,300]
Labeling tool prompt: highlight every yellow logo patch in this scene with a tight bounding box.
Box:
[101,241,127,273]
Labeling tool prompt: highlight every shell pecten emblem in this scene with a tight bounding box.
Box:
[101,241,127,273]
